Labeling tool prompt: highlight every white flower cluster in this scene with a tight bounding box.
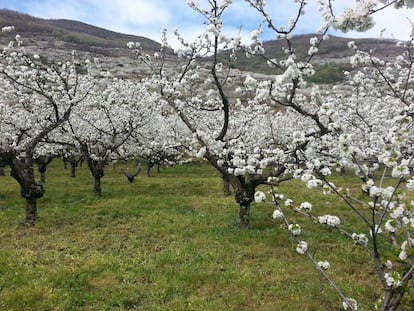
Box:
[384,271,402,288]
[284,199,293,206]
[391,165,410,178]
[250,29,262,41]
[272,209,283,219]
[318,215,340,227]
[126,41,140,49]
[342,297,358,310]
[390,204,409,222]
[1,25,15,32]
[351,233,369,247]
[300,173,323,189]
[299,202,313,212]
[296,241,308,254]
[254,191,266,203]
[333,1,376,32]
[406,179,414,191]
[289,223,302,236]
[317,260,330,270]
[398,239,414,260]
[308,36,319,55]
[384,219,396,233]
[196,146,207,158]
[369,186,395,199]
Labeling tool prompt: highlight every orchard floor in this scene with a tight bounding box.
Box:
[0,160,413,310]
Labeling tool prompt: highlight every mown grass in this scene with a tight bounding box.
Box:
[0,160,413,310]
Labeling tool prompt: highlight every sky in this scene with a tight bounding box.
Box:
[0,0,413,48]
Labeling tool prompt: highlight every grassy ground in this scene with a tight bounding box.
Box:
[0,160,413,310]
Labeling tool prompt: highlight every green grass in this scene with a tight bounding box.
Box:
[0,160,413,310]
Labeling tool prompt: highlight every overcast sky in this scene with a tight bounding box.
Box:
[1,0,413,47]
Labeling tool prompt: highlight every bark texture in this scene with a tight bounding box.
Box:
[229,175,260,229]
[7,154,45,225]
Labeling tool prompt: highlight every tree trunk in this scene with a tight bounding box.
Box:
[70,161,77,177]
[221,173,231,197]
[238,202,251,229]
[20,182,44,225]
[229,175,256,229]
[146,163,152,177]
[0,166,5,176]
[40,171,46,183]
[7,154,45,226]
[35,156,52,184]
[94,176,102,196]
[84,156,105,196]
[25,197,38,226]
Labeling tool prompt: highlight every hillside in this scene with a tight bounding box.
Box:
[221,34,403,76]
[0,9,406,82]
[0,9,162,57]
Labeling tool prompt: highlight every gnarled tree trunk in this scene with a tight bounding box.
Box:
[70,161,77,178]
[85,158,105,196]
[35,156,53,184]
[221,173,231,197]
[65,155,83,177]
[229,175,258,229]
[146,163,153,177]
[93,176,102,196]
[24,197,38,225]
[80,143,105,196]
[8,154,45,226]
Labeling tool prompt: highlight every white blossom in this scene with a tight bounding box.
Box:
[384,219,396,233]
[384,272,402,288]
[196,146,207,158]
[342,297,358,310]
[317,260,330,270]
[299,202,313,211]
[254,191,266,203]
[352,233,369,247]
[272,209,283,219]
[318,215,340,227]
[391,165,410,178]
[296,241,308,254]
[289,223,302,236]
[284,199,293,206]
[250,29,262,41]
[406,179,414,191]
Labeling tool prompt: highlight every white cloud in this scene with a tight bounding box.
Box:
[342,7,413,40]
[25,0,87,21]
[325,0,413,40]
[87,0,171,26]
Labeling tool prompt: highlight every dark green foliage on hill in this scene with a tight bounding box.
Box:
[306,62,351,84]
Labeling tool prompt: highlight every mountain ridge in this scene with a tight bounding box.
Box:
[0,9,406,80]
[0,9,162,57]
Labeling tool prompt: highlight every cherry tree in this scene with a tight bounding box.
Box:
[64,77,154,196]
[266,42,414,310]
[61,146,84,178]
[33,143,62,183]
[129,1,295,228]
[240,0,414,309]
[134,114,190,177]
[128,0,413,307]
[0,29,93,225]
